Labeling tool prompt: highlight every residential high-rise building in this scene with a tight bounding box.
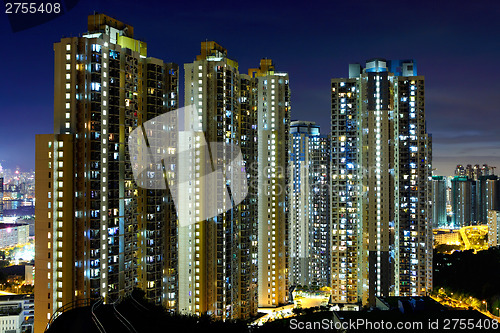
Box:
[331,59,432,305]
[455,164,495,180]
[289,121,330,288]
[450,176,475,227]
[455,165,465,177]
[477,175,499,224]
[488,210,500,248]
[180,41,258,319]
[180,43,290,318]
[0,177,3,219]
[450,174,498,227]
[34,14,179,333]
[250,60,290,308]
[432,176,447,228]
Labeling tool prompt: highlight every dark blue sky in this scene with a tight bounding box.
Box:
[1,0,499,175]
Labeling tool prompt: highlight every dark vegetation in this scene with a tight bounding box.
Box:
[434,247,500,313]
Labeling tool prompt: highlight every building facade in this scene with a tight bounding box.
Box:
[0,177,3,219]
[180,41,258,319]
[0,294,34,333]
[34,14,179,333]
[289,121,330,288]
[331,59,432,305]
[0,223,29,249]
[432,176,447,228]
[488,210,500,248]
[455,164,496,180]
[477,175,499,224]
[251,60,290,308]
[450,174,498,227]
[179,43,290,318]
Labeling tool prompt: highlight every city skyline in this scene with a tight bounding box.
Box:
[33,15,295,330]
[2,0,500,175]
[1,5,500,332]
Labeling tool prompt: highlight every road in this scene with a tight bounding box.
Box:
[431,294,500,322]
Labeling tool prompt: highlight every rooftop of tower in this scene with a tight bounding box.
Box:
[80,13,147,57]
[248,58,276,77]
[87,13,134,38]
[348,58,418,78]
[197,41,228,60]
[195,41,239,69]
[290,120,321,135]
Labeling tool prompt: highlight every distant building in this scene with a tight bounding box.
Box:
[0,294,33,333]
[451,176,474,227]
[433,229,461,246]
[0,303,23,333]
[289,121,330,288]
[488,210,500,247]
[432,176,447,228]
[455,164,495,180]
[450,173,498,227]
[477,175,499,224]
[0,223,29,249]
[0,177,3,219]
[25,265,34,285]
[17,218,35,238]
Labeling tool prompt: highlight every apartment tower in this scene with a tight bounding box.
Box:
[34,14,179,333]
[250,60,290,308]
[289,121,330,288]
[488,210,500,247]
[180,43,291,317]
[432,176,448,228]
[331,59,432,305]
[180,41,259,319]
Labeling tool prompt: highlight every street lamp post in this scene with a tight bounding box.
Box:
[482,300,487,312]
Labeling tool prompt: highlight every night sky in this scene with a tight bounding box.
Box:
[1,0,499,175]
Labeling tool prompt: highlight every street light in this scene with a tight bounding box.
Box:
[496,307,499,317]
[482,300,487,312]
